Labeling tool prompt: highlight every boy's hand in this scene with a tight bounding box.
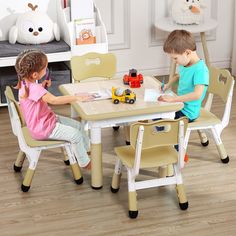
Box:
[160,84,168,92]
[158,95,176,102]
[42,79,52,88]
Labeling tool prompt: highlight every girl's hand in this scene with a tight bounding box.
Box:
[158,95,176,102]
[76,95,94,102]
[42,79,52,88]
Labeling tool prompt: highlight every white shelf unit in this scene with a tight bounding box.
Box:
[57,0,108,56]
[0,0,108,107]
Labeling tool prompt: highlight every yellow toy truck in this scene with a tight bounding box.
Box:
[112,87,136,104]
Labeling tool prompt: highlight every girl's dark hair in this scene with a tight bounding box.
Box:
[15,49,48,98]
[163,30,196,54]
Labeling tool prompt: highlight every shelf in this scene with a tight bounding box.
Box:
[0,0,108,107]
[57,0,108,56]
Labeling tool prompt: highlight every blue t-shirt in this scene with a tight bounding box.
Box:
[178,60,209,120]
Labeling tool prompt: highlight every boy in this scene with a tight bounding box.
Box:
[159,29,209,122]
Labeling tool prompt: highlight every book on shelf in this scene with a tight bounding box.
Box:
[70,0,94,21]
[75,18,96,45]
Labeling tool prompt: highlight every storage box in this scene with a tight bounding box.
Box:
[40,62,71,96]
[0,66,18,103]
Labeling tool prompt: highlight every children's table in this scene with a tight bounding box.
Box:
[59,76,183,189]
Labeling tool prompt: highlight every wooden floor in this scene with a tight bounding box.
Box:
[1,92,236,236]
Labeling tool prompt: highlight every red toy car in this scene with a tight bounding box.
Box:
[123,69,143,88]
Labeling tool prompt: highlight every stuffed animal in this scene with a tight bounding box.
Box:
[171,0,207,25]
[9,3,60,44]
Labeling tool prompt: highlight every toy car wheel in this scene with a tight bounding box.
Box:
[129,99,135,104]
[114,99,119,104]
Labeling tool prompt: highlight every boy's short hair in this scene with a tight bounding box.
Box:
[163,30,196,54]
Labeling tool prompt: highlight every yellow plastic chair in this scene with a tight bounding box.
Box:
[5,86,70,169]
[70,52,121,131]
[184,66,235,163]
[70,52,116,83]
[5,86,83,192]
[111,118,188,219]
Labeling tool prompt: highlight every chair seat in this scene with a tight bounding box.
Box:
[22,127,65,148]
[115,145,178,168]
[188,108,221,128]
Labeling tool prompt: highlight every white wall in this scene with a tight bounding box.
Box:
[95,0,235,76]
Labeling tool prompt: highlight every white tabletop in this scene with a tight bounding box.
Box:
[155,17,218,34]
[59,76,183,121]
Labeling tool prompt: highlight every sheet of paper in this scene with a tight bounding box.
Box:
[144,89,174,102]
[75,89,112,101]
[144,89,161,102]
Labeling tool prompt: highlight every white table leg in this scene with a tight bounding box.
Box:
[90,126,103,189]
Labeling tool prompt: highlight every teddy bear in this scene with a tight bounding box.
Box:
[9,3,60,44]
[171,0,207,25]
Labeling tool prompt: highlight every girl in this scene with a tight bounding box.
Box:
[15,49,93,169]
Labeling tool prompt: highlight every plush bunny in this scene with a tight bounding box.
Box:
[171,0,207,25]
[9,3,60,44]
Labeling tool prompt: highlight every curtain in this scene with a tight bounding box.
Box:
[232,1,236,76]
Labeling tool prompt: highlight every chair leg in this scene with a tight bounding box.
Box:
[158,166,167,178]
[176,184,188,210]
[64,145,83,184]
[128,191,138,219]
[61,147,70,166]
[158,165,174,177]
[124,125,130,145]
[197,130,209,146]
[112,126,120,131]
[111,159,122,193]
[211,127,229,163]
[71,163,83,184]
[167,164,174,177]
[14,151,26,172]
[22,168,35,192]
[21,150,40,192]
[127,170,138,218]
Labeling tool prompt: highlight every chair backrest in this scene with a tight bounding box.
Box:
[130,118,188,149]
[208,66,234,104]
[205,67,235,128]
[5,87,29,150]
[5,86,25,131]
[130,118,188,174]
[70,52,116,82]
